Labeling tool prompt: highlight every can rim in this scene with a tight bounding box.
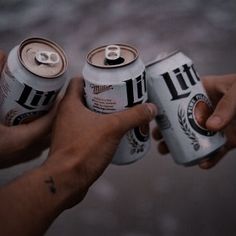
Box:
[146,50,180,68]
[18,37,68,78]
[86,44,139,69]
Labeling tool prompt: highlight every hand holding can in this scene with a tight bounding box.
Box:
[82,44,151,165]
[0,37,68,126]
[146,51,226,166]
[0,48,59,167]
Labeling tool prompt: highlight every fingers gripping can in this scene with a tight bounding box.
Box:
[146,51,226,166]
[0,37,68,126]
[83,44,150,165]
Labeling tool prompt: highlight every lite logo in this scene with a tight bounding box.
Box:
[124,71,147,107]
[16,84,59,110]
[162,64,200,100]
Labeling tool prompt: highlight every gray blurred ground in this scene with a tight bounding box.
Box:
[0,0,236,235]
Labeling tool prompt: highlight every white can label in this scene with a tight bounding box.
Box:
[148,61,225,164]
[0,65,59,125]
[84,71,150,164]
[84,73,147,112]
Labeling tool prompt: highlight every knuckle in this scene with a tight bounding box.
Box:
[13,137,28,152]
[101,114,126,139]
[220,94,233,108]
[202,76,213,85]
[139,105,152,123]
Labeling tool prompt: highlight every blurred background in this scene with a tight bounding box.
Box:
[0,0,236,235]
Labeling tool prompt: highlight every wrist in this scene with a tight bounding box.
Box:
[41,153,87,210]
[0,164,78,236]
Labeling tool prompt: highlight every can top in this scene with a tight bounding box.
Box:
[146,50,179,68]
[19,37,68,78]
[86,44,138,68]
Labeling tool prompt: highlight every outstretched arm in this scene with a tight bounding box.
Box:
[0,77,157,235]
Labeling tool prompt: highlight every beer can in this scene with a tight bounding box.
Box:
[82,44,150,165]
[0,37,68,125]
[146,51,226,166]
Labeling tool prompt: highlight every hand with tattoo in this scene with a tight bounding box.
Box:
[44,77,158,208]
[0,76,157,235]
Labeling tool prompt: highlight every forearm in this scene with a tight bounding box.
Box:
[0,135,50,169]
[0,159,77,236]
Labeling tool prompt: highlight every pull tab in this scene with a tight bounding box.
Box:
[105,45,121,61]
[35,51,60,66]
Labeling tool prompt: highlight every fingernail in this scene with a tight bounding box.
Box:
[208,115,222,126]
[199,159,210,169]
[146,103,158,117]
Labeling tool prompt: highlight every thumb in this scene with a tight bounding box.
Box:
[0,50,6,73]
[113,103,157,133]
[206,89,236,131]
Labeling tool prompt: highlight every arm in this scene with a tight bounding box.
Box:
[0,77,157,235]
[0,166,70,236]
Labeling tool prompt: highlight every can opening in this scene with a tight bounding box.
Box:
[35,51,60,66]
[104,45,125,65]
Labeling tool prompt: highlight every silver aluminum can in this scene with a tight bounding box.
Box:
[83,44,150,165]
[146,51,226,166]
[0,37,68,125]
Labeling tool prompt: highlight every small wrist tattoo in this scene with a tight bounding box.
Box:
[44,176,57,194]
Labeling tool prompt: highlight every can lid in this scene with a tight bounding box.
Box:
[19,37,68,78]
[105,45,121,61]
[86,44,138,68]
[146,50,179,68]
